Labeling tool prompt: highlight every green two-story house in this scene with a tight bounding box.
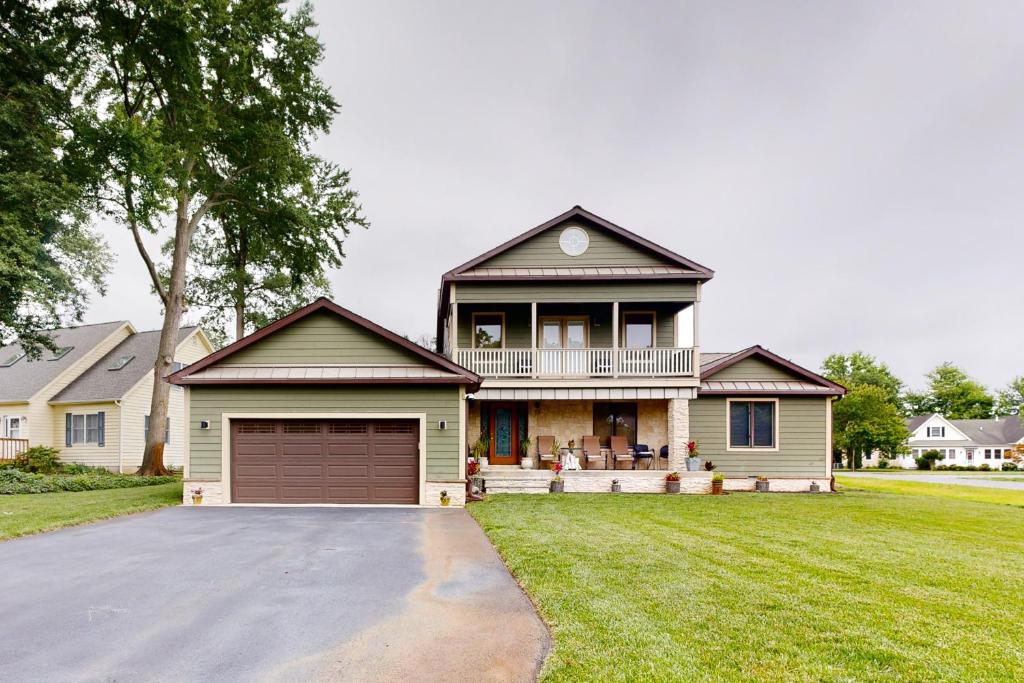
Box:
[437,206,844,493]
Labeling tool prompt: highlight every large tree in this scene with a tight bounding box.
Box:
[822,352,904,408]
[0,0,109,354]
[905,363,994,419]
[74,0,348,474]
[832,384,910,470]
[994,376,1024,417]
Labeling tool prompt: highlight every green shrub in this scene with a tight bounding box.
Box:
[1003,462,1018,471]
[916,449,942,470]
[59,462,107,475]
[13,446,63,474]
[877,460,889,469]
[979,463,992,471]
[0,470,177,495]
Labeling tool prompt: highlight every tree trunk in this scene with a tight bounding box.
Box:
[848,448,856,472]
[137,193,196,476]
[233,234,247,341]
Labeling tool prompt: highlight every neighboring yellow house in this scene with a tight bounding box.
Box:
[0,322,213,471]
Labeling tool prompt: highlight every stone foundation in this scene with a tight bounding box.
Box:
[563,471,711,494]
[723,478,832,493]
[182,479,225,505]
[425,481,467,508]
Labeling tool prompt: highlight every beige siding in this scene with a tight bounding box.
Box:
[52,402,121,470]
[25,324,132,447]
[479,223,668,268]
[188,386,462,480]
[709,357,800,381]
[219,311,423,366]
[455,281,698,304]
[690,396,829,477]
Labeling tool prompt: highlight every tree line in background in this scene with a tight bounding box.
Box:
[822,352,1023,469]
[1,1,365,474]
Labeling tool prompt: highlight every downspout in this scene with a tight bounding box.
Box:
[114,400,122,473]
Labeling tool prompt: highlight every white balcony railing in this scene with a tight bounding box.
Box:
[454,347,693,378]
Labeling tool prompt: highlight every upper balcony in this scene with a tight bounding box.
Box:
[454,346,693,378]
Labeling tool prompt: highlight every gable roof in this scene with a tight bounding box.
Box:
[50,327,200,403]
[0,321,130,402]
[699,346,846,396]
[905,415,931,433]
[169,298,480,388]
[442,206,715,283]
[908,414,1024,446]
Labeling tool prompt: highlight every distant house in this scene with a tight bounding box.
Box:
[0,322,213,471]
[865,413,1024,469]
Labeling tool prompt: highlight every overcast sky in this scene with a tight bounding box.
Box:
[86,0,1024,392]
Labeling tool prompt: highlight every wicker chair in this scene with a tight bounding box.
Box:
[537,435,557,469]
[610,435,633,470]
[582,435,604,469]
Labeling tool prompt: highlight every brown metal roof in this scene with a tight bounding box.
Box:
[700,380,842,395]
[698,346,846,396]
[457,265,694,278]
[184,365,464,383]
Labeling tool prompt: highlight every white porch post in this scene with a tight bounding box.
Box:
[667,398,690,471]
[451,302,459,361]
[531,301,538,378]
[692,283,701,375]
[612,301,619,378]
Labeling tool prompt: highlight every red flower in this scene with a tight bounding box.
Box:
[554,463,563,474]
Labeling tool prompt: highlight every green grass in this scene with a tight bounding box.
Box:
[0,481,182,540]
[469,491,1024,682]
[837,475,1024,507]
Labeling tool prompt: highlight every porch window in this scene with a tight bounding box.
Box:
[623,312,654,348]
[473,313,504,349]
[728,400,776,449]
[593,402,637,448]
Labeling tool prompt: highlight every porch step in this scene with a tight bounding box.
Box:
[485,479,551,494]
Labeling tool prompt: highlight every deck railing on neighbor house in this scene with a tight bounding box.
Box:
[454,347,694,378]
[0,438,30,461]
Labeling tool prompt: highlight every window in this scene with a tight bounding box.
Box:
[984,449,992,459]
[48,346,74,361]
[623,312,655,349]
[0,351,25,367]
[472,313,504,349]
[109,355,135,371]
[68,413,104,446]
[994,449,1002,460]
[144,415,171,444]
[912,449,920,457]
[3,416,24,438]
[967,449,974,461]
[593,402,638,448]
[927,426,945,438]
[170,361,184,373]
[729,400,776,449]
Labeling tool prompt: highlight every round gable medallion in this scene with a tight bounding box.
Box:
[558,227,590,257]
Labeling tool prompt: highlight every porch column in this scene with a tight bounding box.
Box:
[667,398,690,471]
[451,302,459,360]
[692,283,701,375]
[531,301,537,378]
[612,301,619,377]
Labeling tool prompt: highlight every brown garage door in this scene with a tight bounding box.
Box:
[231,419,419,504]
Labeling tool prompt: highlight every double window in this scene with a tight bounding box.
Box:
[927,426,945,438]
[728,400,777,449]
[593,402,637,448]
[66,413,104,446]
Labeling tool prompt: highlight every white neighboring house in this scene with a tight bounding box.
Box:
[0,322,213,471]
[865,413,1024,469]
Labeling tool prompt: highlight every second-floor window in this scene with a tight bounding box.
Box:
[473,313,504,349]
[623,312,654,348]
[927,426,945,437]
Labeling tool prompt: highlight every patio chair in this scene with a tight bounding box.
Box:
[537,435,556,469]
[659,445,669,469]
[582,435,604,469]
[610,435,633,470]
[634,443,655,470]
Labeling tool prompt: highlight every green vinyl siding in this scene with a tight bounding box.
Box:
[690,396,829,477]
[455,281,697,304]
[478,222,668,268]
[188,385,461,480]
[219,311,424,366]
[709,357,800,381]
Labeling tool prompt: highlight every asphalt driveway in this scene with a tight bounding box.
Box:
[0,507,549,682]
[841,471,1024,490]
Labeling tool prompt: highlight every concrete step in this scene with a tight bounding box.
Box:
[487,486,550,494]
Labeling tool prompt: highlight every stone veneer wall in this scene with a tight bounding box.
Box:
[182,479,467,506]
[723,478,832,493]
[666,398,690,471]
[182,479,225,505]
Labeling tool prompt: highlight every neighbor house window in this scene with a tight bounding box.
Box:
[623,312,655,348]
[984,449,992,459]
[729,400,776,449]
[66,413,104,446]
[3,416,24,438]
[927,426,945,438]
[593,402,638,448]
[472,313,504,349]
[144,415,171,444]
[994,449,1002,460]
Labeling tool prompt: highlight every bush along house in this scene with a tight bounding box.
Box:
[170,206,843,507]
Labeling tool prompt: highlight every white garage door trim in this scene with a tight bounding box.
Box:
[220,412,428,505]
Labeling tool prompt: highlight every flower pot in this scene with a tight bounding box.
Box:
[809,481,820,493]
[666,480,681,494]
[520,457,534,470]
[479,457,489,468]
[440,498,450,507]
[711,480,723,495]
[550,480,564,493]
[686,457,702,472]
[755,480,770,493]
[191,496,203,505]
[611,482,622,493]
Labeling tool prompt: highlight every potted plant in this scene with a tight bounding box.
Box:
[567,438,576,450]
[809,481,821,493]
[704,460,716,471]
[190,486,204,505]
[611,478,621,493]
[755,476,770,493]
[549,437,561,470]
[550,463,565,493]
[686,440,702,472]
[711,473,724,495]
[520,436,534,469]
[471,436,490,468]
[665,471,681,494]
[440,490,451,506]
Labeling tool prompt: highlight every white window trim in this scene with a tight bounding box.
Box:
[538,315,591,348]
[70,412,101,445]
[725,398,780,452]
[471,312,506,349]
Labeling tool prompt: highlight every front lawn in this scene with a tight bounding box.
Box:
[469,491,1024,682]
[837,475,1024,507]
[0,481,182,540]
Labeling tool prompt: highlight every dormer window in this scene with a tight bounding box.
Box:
[927,426,945,438]
[48,346,74,361]
[109,355,135,371]
[0,351,26,367]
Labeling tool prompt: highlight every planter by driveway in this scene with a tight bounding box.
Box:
[0,507,549,682]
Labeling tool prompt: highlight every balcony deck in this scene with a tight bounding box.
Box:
[454,347,694,378]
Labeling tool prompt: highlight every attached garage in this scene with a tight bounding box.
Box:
[169,299,480,506]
